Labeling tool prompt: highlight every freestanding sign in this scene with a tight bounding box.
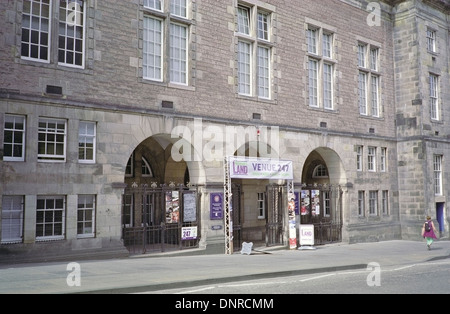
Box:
[299,224,315,249]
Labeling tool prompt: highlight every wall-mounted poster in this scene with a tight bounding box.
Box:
[166,191,179,223]
[301,190,310,216]
[183,193,196,223]
[311,190,320,216]
[210,193,223,220]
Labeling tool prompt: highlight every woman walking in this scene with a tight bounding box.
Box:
[422,216,438,250]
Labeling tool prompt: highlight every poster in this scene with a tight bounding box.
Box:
[311,190,320,216]
[165,191,179,223]
[182,226,197,240]
[299,224,314,246]
[301,190,310,216]
[183,193,196,222]
[210,193,223,220]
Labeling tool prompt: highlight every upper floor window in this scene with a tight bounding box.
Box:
[356,145,363,171]
[307,25,336,110]
[142,0,190,86]
[429,73,440,121]
[368,146,376,172]
[38,118,67,162]
[434,155,443,195]
[358,43,381,118]
[426,29,436,53]
[21,0,86,68]
[236,3,274,100]
[313,164,328,178]
[78,121,96,163]
[3,115,26,162]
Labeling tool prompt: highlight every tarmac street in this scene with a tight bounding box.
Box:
[0,240,448,294]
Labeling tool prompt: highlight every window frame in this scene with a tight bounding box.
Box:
[434,155,443,196]
[35,195,66,241]
[357,42,381,118]
[426,28,436,53]
[3,115,26,162]
[368,146,377,172]
[77,194,96,238]
[1,196,24,244]
[78,121,96,164]
[257,192,265,219]
[37,118,67,162]
[430,73,439,121]
[358,191,365,217]
[369,190,378,216]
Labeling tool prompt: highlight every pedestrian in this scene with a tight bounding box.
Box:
[421,216,438,250]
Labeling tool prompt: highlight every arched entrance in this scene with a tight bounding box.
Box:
[300,147,345,245]
[121,135,200,254]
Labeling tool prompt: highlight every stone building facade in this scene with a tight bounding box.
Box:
[0,0,448,262]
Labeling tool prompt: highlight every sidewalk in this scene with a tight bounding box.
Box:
[0,240,449,294]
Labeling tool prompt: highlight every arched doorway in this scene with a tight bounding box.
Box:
[300,148,344,245]
[121,135,200,254]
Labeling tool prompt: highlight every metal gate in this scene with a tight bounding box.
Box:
[122,183,199,254]
[266,184,284,247]
[298,184,343,245]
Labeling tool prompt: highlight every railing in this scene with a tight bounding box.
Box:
[313,221,342,245]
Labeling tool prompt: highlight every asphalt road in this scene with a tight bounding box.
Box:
[147,259,450,295]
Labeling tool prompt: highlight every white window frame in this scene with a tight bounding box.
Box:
[37,118,67,162]
[380,147,387,172]
[3,115,26,162]
[58,0,86,68]
[143,16,163,82]
[236,3,273,100]
[368,146,376,172]
[308,58,319,107]
[369,190,378,216]
[170,0,187,18]
[169,22,188,85]
[1,196,24,244]
[257,192,265,219]
[358,43,381,117]
[77,195,95,238]
[21,0,52,63]
[36,196,65,241]
[144,0,162,11]
[430,74,439,121]
[78,121,96,163]
[426,29,436,53]
[356,145,363,171]
[382,190,389,215]
[358,71,368,115]
[434,155,443,196]
[358,191,365,217]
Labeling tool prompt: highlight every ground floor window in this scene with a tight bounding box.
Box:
[77,195,96,238]
[36,196,65,241]
[1,196,24,244]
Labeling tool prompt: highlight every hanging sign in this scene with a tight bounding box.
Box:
[229,157,293,180]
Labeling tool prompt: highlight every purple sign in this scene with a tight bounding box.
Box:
[210,193,223,220]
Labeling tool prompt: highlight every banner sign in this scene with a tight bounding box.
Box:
[229,157,293,180]
[182,226,197,240]
[210,193,223,220]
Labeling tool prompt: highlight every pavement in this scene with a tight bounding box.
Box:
[0,239,449,294]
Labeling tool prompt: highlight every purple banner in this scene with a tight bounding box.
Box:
[210,193,223,220]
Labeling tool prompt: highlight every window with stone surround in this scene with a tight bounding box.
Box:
[78,121,96,163]
[3,115,26,162]
[358,191,365,217]
[434,155,443,196]
[38,118,67,162]
[142,0,191,86]
[236,2,274,100]
[357,42,381,118]
[369,190,378,216]
[307,24,336,110]
[1,196,24,244]
[426,28,436,53]
[36,195,65,241]
[77,195,95,238]
[381,190,389,215]
[21,0,87,69]
[429,73,440,121]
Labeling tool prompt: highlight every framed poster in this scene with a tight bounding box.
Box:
[210,193,223,220]
[183,193,196,223]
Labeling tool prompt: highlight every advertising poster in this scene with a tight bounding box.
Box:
[165,191,179,223]
[182,226,197,240]
[311,190,320,216]
[301,190,310,216]
[183,193,196,223]
[299,224,315,246]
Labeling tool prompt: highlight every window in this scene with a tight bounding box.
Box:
[358,43,380,117]
[358,191,365,217]
[313,164,328,178]
[434,155,443,195]
[236,4,273,99]
[257,192,265,219]
[382,190,389,215]
[142,157,153,177]
[1,196,24,244]
[122,194,134,227]
[324,191,331,217]
[368,146,376,172]
[58,0,86,68]
[78,121,96,163]
[21,0,87,68]
[3,115,26,161]
[77,195,95,238]
[380,147,387,172]
[36,196,65,241]
[369,191,378,216]
[426,29,436,53]
[21,0,51,62]
[126,152,134,177]
[307,26,335,110]
[142,0,190,86]
[356,145,363,171]
[430,74,439,121]
[38,118,66,161]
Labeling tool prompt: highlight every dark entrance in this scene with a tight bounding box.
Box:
[298,184,342,245]
[122,183,199,254]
